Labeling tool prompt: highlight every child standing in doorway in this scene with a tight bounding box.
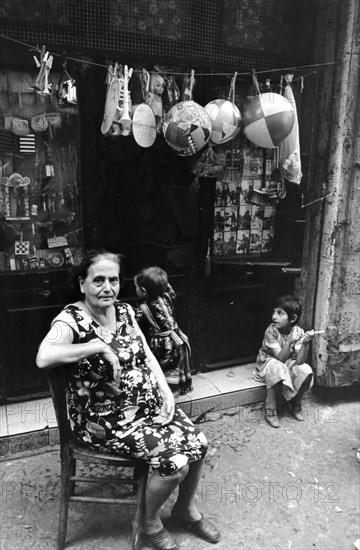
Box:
[134,266,193,395]
[254,294,314,428]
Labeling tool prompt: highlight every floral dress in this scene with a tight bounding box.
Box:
[134,285,193,395]
[51,301,207,476]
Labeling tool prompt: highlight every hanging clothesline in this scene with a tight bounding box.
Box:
[0,31,346,82]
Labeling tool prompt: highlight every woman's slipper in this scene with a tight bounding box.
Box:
[171,513,221,544]
[264,407,280,428]
[140,527,179,550]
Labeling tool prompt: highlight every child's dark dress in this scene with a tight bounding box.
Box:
[134,285,193,395]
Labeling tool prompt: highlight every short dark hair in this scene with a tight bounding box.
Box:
[135,266,168,300]
[70,249,122,298]
[274,294,302,323]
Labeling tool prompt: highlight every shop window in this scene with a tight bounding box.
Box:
[0,69,83,272]
[213,145,279,258]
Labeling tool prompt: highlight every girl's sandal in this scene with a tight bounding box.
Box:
[290,403,304,422]
[264,407,280,428]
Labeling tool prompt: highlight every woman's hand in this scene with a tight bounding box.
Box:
[95,339,122,384]
[153,389,175,426]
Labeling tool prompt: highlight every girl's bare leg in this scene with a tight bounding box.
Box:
[265,382,281,427]
[266,382,281,408]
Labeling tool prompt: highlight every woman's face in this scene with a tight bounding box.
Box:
[79,255,120,310]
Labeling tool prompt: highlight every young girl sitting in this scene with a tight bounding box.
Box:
[255,294,314,428]
[134,266,193,396]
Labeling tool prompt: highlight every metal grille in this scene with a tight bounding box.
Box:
[0,0,315,69]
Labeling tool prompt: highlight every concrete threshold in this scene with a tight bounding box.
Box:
[0,363,266,458]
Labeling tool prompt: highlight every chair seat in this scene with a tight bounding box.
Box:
[70,439,142,466]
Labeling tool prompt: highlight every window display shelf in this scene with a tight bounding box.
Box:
[0,69,83,275]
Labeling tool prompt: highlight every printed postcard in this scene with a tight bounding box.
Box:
[224,206,238,231]
[223,231,237,255]
[236,230,250,255]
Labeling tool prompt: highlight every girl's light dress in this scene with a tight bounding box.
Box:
[254,323,313,400]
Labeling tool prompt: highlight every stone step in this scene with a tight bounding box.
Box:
[0,364,266,457]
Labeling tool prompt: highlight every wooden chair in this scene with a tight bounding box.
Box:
[46,369,149,550]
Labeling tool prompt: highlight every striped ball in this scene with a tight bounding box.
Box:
[204,99,242,145]
[243,93,294,149]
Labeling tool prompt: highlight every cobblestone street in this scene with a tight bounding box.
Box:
[1,389,359,550]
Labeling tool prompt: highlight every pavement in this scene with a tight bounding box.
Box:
[0,388,359,550]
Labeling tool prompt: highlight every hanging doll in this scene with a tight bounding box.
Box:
[146,72,166,133]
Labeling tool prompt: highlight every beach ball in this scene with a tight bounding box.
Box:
[243,93,294,149]
[162,100,212,156]
[204,99,242,145]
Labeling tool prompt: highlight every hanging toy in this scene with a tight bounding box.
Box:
[145,70,166,133]
[204,72,242,145]
[242,70,295,149]
[131,68,157,148]
[162,70,212,157]
[32,45,53,95]
[58,57,77,106]
[3,173,30,219]
[101,64,124,136]
[117,64,133,136]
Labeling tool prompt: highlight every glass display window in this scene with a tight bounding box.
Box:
[212,146,279,259]
[0,69,83,272]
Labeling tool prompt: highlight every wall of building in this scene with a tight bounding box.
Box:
[299,0,360,386]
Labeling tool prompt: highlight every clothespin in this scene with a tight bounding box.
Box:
[32,45,45,68]
[279,75,284,95]
[284,73,294,84]
[251,69,261,96]
[300,76,304,93]
[183,69,195,101]
[265,78,271,92]
[141,68,150,100]
[187,69,195,99]
[228,71,238,103]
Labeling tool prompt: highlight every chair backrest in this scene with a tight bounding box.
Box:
[46,368,72,447]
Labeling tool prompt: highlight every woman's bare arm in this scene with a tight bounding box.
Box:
[36,321,121,381]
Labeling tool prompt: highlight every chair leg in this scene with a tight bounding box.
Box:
[69,458,76,496]
[132,463,149,550]
[57,451,72,550]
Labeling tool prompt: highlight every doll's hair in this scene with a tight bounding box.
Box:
[149,72,165,95]
[135,266,168,300]
[274,294,302,324]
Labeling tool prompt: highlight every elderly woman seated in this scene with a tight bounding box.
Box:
[36,249,221,550]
